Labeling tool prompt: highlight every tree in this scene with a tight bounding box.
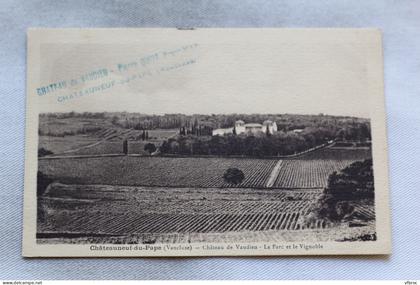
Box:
[324,159,374,200]
[266,124,271,136]
[111,116,119,125]
[141,130,146,141]
[315,159,374,222]
[179,127,186,136]
[223,168,245,184]
[232,125,237,135]
[144,143,157,154]
[123,139,128,154]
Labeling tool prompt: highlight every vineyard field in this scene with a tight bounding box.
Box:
[39,156,359,189]
[273,159,356,188]
[38,183,376,243]
[36,115,377,245]
[94,128,178,141]
[40,127,178,156]
[38,184,330,239]
[38,157,280,188]
[298,146,372,160]
[351,200,376,221]
[40,212,332,236]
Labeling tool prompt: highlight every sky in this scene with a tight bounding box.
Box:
[35,29,380,118]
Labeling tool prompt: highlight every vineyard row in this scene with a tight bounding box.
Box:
[44,212,333,235]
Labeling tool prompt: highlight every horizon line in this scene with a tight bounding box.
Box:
[39,111,370,119]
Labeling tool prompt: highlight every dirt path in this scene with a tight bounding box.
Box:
[265,160,283,187]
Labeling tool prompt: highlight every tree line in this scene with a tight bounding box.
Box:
[40,112,370,133]
[160,123,371,157]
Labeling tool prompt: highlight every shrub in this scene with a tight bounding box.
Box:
[315,159,374,222]
[38,147,53,157]
[144,143,157,154]
[223,168,245,184]
[324,159,374,200]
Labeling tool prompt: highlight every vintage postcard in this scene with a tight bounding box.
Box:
[23,28,391,257]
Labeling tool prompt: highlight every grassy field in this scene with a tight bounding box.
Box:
[39,117,111,136]
[39,128,178,156]
[39,113,179,156]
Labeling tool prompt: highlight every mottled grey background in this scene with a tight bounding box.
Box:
[1,0,419,280]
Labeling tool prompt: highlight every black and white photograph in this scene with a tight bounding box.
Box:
[37,112,375,245]
[23,28,391,256]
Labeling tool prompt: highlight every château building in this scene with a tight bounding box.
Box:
[212,120,278,136]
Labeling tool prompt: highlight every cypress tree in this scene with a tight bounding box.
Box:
[123,139,128,155]
[266,124,271,136]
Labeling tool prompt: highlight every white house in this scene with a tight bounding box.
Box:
[262,120,278,134]
[212,120,278,136]
[212,127,234,136]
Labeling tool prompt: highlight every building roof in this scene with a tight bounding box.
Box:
[262,120,274,125]
[244,123,263,128]
[213,127,233,133]
[235,120,245,124]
